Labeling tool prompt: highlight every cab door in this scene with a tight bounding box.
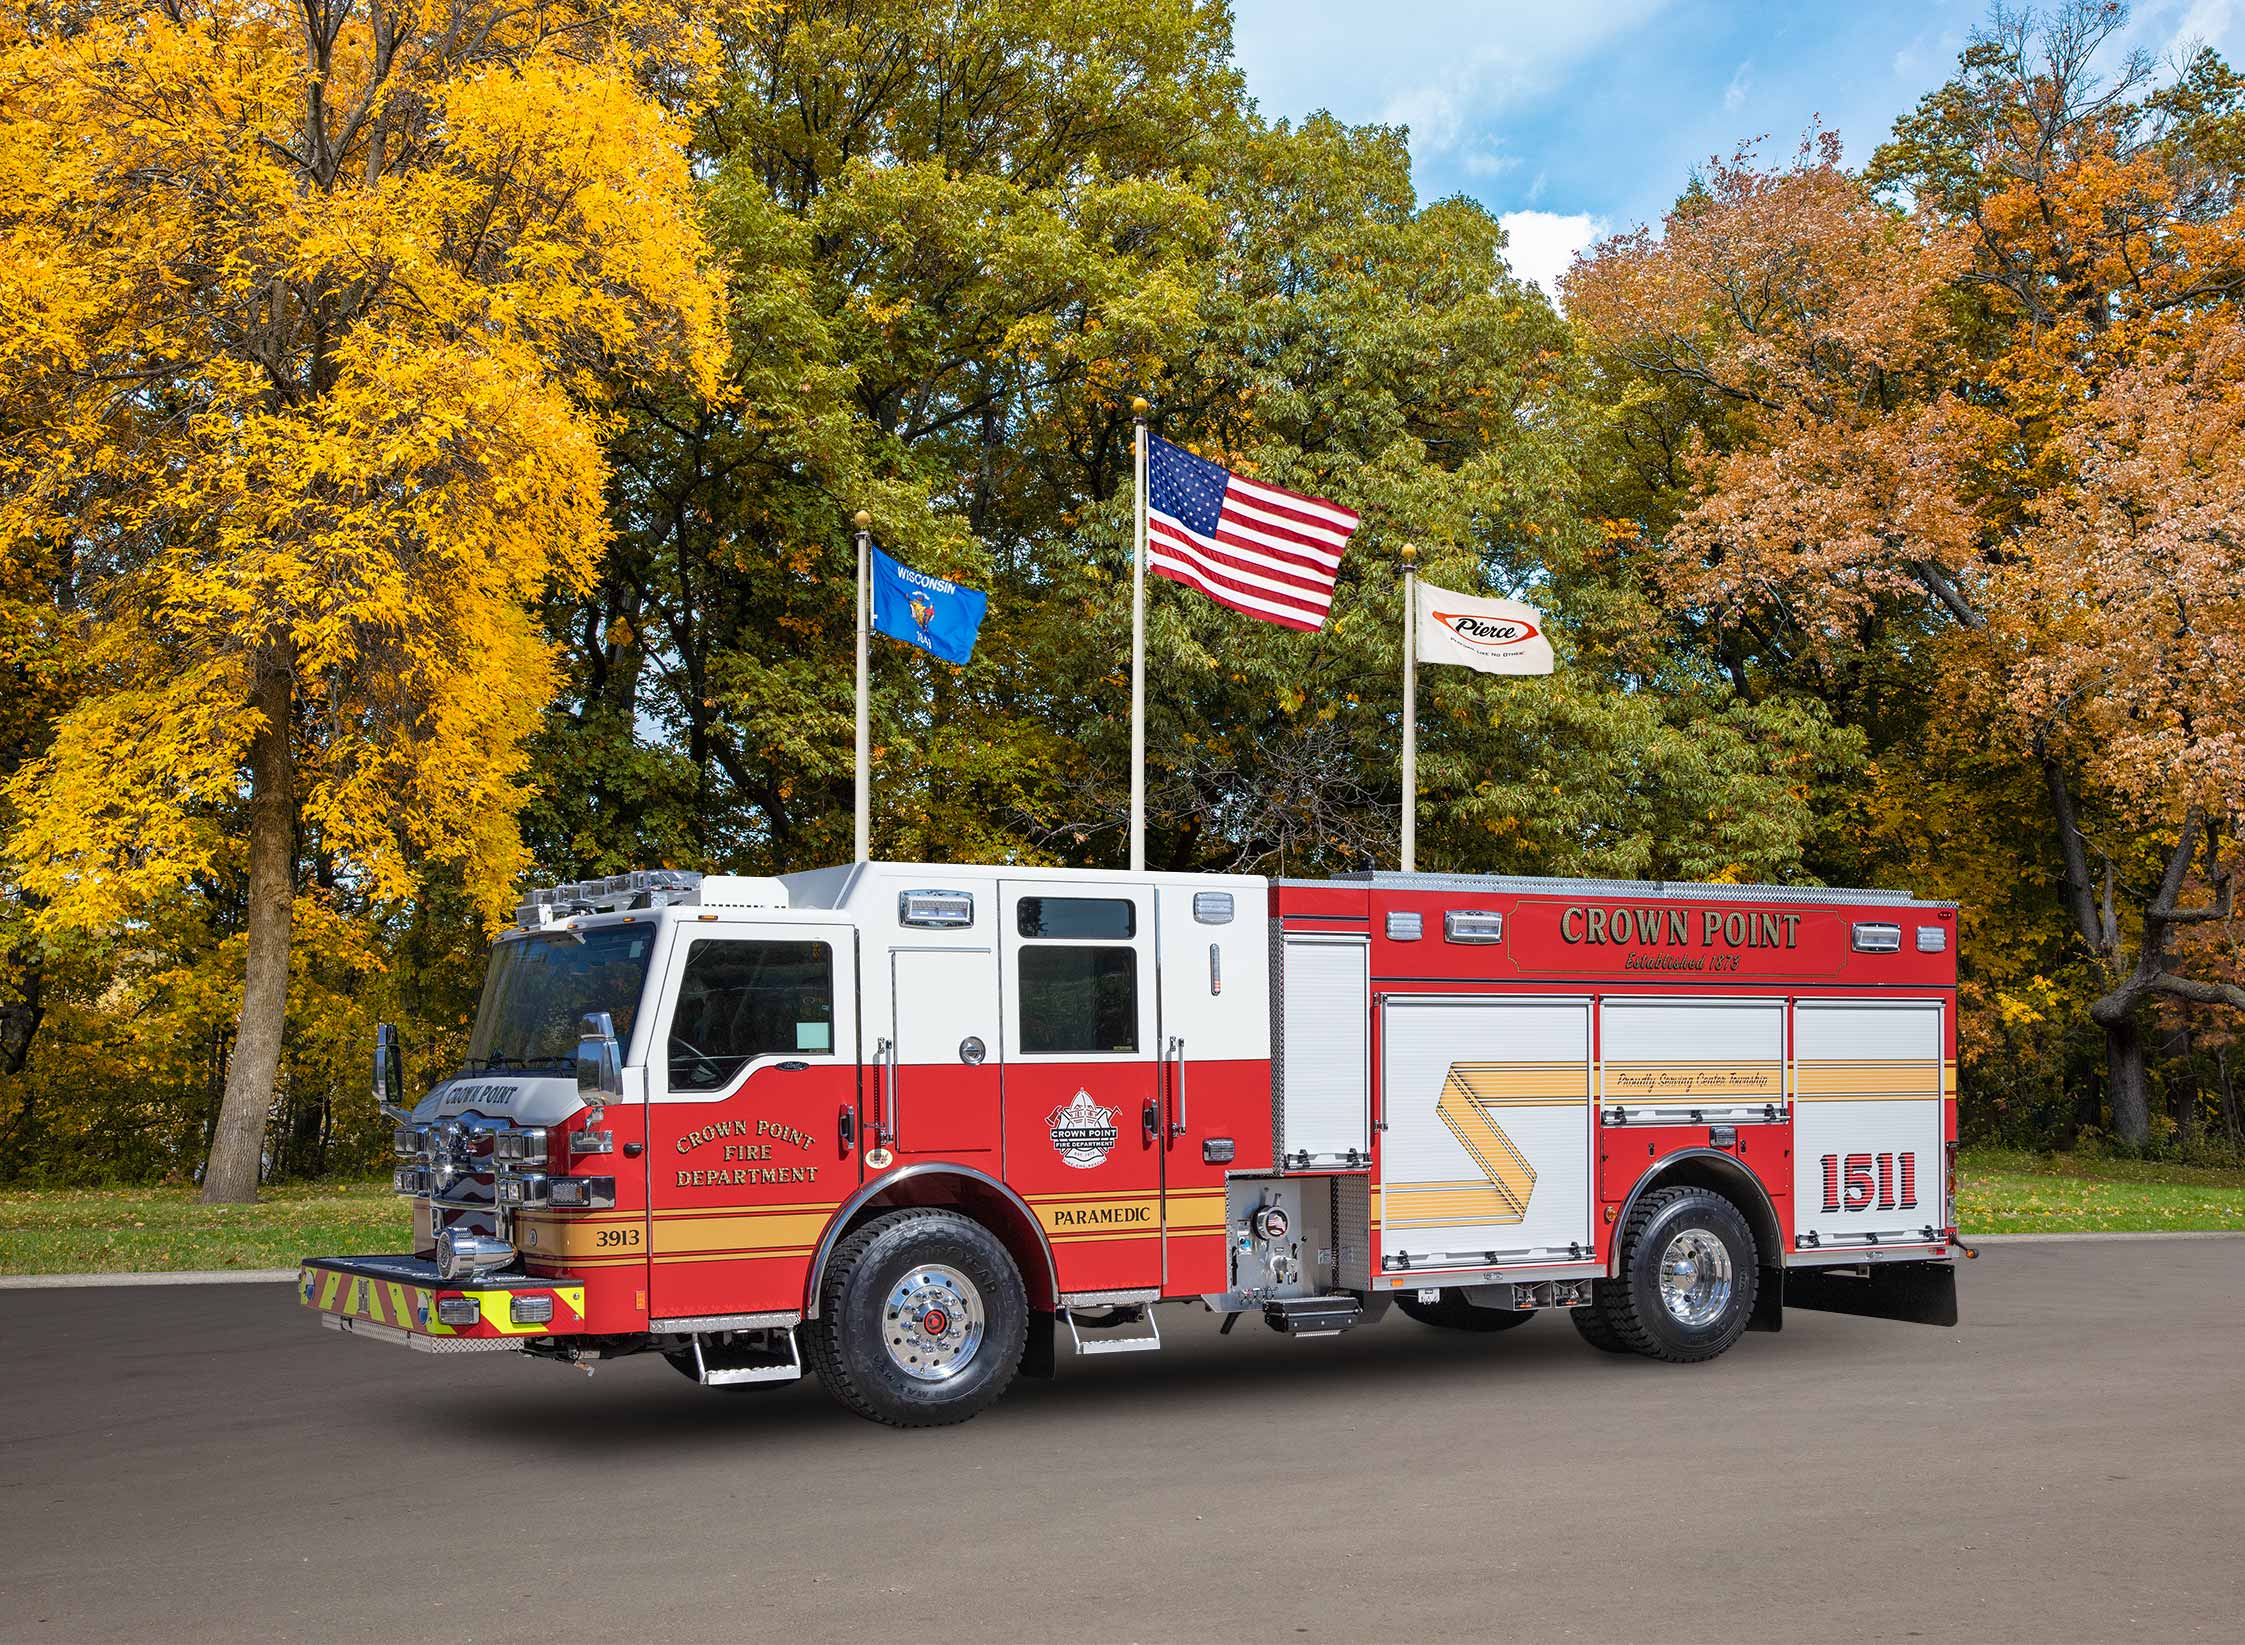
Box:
[999,883,1163,1294]
[642,921,859,1322]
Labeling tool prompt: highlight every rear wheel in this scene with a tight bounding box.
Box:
[1569,1294,1632,1354]
[1592,1186,1758,1363]
[803,1208,1026,1428]
[1395,1289,1536,1332]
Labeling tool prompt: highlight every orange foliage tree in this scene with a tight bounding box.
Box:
[1569,3,2245,1142]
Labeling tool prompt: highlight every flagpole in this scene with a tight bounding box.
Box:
[1130,397,1149,873]
[853,510,871,863]
[1401,542,1417,875]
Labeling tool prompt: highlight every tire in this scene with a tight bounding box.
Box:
[1592,1185,1758,1363]
[1569,1293,1632,1354]
[1394,1289,1536,1333]
[802,1208,1027,1428]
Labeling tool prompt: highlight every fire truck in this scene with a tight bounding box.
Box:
[302,863,1964,1427]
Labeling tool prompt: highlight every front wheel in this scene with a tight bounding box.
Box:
[1592,1186,1758,1363]
[803,1208,1027,1427]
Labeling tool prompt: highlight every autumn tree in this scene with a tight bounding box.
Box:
[1569,2,2245,1142]
[0,1,728,1198]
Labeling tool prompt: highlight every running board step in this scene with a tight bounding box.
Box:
[693,1330,803,1386]
[1263,1295,1365,1337]
[1065,1305,1163,1356]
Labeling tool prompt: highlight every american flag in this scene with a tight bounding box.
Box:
[1145,433,1359,631]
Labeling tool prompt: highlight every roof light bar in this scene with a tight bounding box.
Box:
[515,870,705,928]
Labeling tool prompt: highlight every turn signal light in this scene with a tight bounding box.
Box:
[436,1297,482,1327]
[510,1295,555,1327]
[547,1176,617,1209]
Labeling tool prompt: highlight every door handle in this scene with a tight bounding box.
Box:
[838,1105,855,1150]
[1167,1036,1188,1140]
[1142,1096,1159,1146]
[876,1036,898,1147]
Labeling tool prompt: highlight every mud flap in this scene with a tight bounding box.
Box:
[1020,1309,1057,1379]
[1781,1260,1959,1327]
[1748,1265,1784,1332]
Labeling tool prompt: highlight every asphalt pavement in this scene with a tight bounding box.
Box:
[2,1237,2240,1642]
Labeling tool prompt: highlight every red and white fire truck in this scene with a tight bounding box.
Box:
[303,863,1964,1426]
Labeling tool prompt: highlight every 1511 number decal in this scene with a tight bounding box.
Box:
[1819,1151,1918,1214]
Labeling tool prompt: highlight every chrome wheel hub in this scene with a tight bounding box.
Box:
[883,1264,986,1382]
[1657,1229,1733,1328]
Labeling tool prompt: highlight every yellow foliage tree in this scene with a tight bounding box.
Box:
[0,1,729,1199]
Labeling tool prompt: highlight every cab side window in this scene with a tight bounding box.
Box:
[1016,897,1139,1054]
[668,939,834,1092]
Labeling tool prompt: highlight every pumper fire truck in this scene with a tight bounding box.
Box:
[303,863,1965,1427]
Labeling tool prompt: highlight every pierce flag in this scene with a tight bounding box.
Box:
[869,543,987,666]
[1413,579,1554,675]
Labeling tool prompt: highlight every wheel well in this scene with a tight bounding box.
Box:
[804,1166,1057,1317]
[1611,1149,1784,1277]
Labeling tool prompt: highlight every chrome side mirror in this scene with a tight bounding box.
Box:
[576,1011,624,1125]
[373,1023,408,1120]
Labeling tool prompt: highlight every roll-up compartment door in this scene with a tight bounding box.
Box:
[1792,1001,1944,1251]
[1599,998,1785,1124]
[1380,996,1593,1269]
[1276,934,1369,1166]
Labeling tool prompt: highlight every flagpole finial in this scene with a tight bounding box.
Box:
[1401,542,1417,563]
[1132,397,1150,417]
[853,510,871,531]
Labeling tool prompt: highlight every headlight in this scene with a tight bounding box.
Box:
[509,1295,555,1327]
[435,1297,482,1327]
[392,1165,429,1196]
[493,1127,548,1163]
[495,1173,549,1207]
[393,1126,425,1158]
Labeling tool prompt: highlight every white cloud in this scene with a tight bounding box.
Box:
[1723,60,1752,112]
[1498,209,1607,299]
[1231,1,1674,166]
[2168,0,2237,53]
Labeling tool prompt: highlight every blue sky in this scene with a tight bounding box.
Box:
[1227,0,2243,295]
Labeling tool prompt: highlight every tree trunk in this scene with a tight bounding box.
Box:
[200,654,296,1204]
[2103,1012,2149,1147]
[2218,1047,2241,1149]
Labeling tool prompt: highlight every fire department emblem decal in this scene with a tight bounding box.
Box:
[1046,1090,1119,1169]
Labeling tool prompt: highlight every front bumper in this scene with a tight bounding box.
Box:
[299,1255,585,1353]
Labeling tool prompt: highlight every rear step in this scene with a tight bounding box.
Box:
[1263,1295,1365,1337]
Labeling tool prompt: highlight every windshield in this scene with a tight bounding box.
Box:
[463,926,655,1073]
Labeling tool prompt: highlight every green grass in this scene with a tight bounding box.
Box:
[1958,1147,2245,1234]
[1,1149,2239,1274]
[0,1181,409,1275]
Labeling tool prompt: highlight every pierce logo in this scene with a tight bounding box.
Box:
[1433,611,1541,650]
[1046,1090,1119,1169]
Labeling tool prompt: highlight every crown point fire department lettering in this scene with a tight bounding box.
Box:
[673,1116,820,1188]
[1047,1090,1119,1169]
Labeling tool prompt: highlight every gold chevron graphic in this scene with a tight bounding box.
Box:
[1434,1063,1539,1223]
